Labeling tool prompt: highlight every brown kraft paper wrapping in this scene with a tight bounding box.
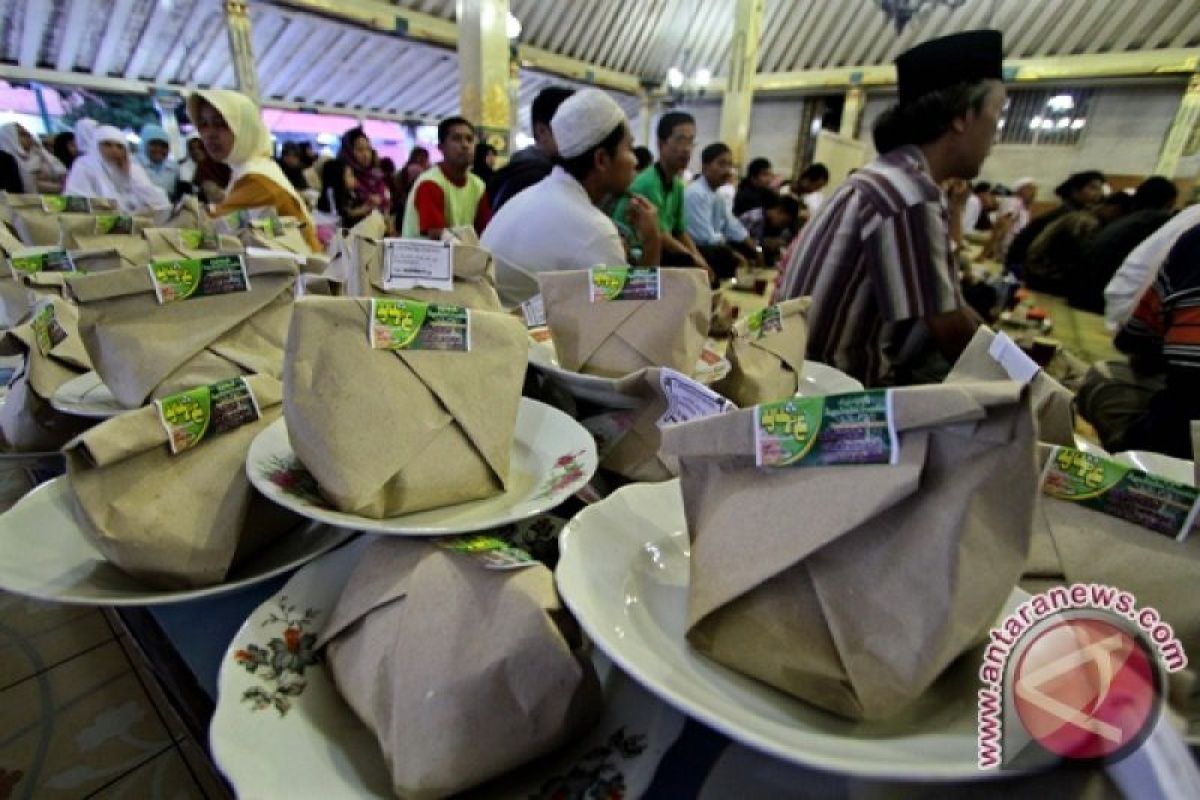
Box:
[539,268,710,379]
[715,297,810,407]
[239,216,315,259]
[283,296,526,517]
[660,380,1037,721]
[0,296,95,451]
[142,228,244,260]
[64,374,302,588]
[601,367,680,482]
[7,195,118,246]
[68,253,298,408]
[58,213,153,250]
[946,326,1076,447]
[317,537,602,799]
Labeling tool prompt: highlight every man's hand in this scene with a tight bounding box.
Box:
[626,195,661,244]
[945,178,970,208]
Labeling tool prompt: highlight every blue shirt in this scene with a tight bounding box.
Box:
[685,177,749,246]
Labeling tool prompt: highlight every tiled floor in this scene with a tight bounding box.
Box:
[0,593,230,799]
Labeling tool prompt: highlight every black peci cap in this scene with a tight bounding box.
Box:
[894,30,1004,105]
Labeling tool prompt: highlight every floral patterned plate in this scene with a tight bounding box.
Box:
[211,532,688,799]
[246,398,598,536]
[0,476,355,605]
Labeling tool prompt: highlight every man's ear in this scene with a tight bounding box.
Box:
[951,113,970,134]
[594,146,611,174]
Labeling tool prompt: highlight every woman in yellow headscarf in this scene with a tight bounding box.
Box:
[186,89,320,251]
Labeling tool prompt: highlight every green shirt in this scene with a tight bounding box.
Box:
[612,164,686,238]
[401,165,488,239]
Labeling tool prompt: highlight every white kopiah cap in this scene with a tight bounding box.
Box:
[551,89,626,159]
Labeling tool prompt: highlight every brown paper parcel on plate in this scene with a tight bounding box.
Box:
[350,224,502,310]
[238,216,315,259]
[715,297,810,407]
[68,252,298,408]
[945,326,1076,447]
[58,213,152,250]
[0,296,94,451]
[317,537,602,799]
[63,374,302,588]
[283,296,526,517]
[660,381,1038,721]
[70,235,151,268]
[0,226,33,326]
[599,367,680,482]
[142,227,243,261]
[162,195,210,230]
[7,195,118,246]
[539,268,710,379]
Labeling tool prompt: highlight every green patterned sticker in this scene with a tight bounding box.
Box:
[755,390,897,468]
[154,377,261,455]
[31,302,67,356]
[436,534,537,570]
[745,304,783,339]
[1042,446,1200,540]
[589,267,661,302]
[8,250,74,277]
[40,195,91,213]
[94,214,134,235]
[220,208,281,236]
[177,229,221,250]
[148,254,250,303]
[369,298,470,351]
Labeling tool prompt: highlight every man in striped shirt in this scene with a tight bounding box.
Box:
[775,30,1006,387]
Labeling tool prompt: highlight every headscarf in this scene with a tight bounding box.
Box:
[339,127,389,212]
[63,125,169,214]
[74,118,99,155]
[137,123,179,196]
[0,122,66,194]
[186,89,311,223]
[52,132,77,170]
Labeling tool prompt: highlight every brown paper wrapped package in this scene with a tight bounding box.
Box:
[142,228,244,260]
[7,195,118,246]
[715,297,810,407]
[239,216,315,260]
[317,537,602,799]
[64,374,302,588]
[70,235,151,268]
[660,381,1038,721]
[946,326,1076,447]
[58,213,152,250]
[284,296,526,517]
[600,367,680,482]
[539,268,710,379]
[347,223,501,310]
[162,196,210,230]
[68,253,298,408]
[0,224,33,325]
[0,296,95,450]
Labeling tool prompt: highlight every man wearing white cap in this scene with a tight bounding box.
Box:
[481,88,661,307]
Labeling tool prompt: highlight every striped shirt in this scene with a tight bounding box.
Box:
[775,146,962,387]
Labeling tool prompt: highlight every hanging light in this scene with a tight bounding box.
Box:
[1029,116,1043,130]
[667,67,685,90]
[1047,94,1075,112]
[875,0,968,33]
[694,67,712,88]
[505,12,522,40]
[1070,118,1086,130]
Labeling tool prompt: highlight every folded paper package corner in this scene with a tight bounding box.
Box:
[598,366,691,482]
[63,373,302,589]
[58,212,153,251]
[660,380,1038,721]
[946,326,1076,447]
[6,194,118,246]
[67,252,298,409]
[715,296,811,408]
[283,296,527,518]
[143,227,244,261]
[317,536,602,799]
[0,295,95,451]
[538,267,711,379]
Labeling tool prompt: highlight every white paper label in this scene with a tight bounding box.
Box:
[657,368,735,429]
[382,238,454,292]
[987,331,1040,385]
[520,293,546,328]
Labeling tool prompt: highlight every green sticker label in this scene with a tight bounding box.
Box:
[177,228,221,250]
[94,214,134,235]
[40,195,91,213]
[754,390,897,468]
[369,298,471,351]
[219,208,281,237]
[745,305,783,340]
[148,254,250,303]
[31,303,67,356]
[154,377,261,455]
[436,534,537,570]
[1042,447,1200,540]
[8,250,74,277]
[589,267,661,302]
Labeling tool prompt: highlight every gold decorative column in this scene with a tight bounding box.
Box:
[841,86,865,141]
[458,0,512,157]
[224,0,260,103]
[1156,73,1200,177]
[718,0,764,168]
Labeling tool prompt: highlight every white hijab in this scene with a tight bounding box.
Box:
[0,122,66,194]
[74,118,99,155]
[186,89,313,228]
[63,125,169,214]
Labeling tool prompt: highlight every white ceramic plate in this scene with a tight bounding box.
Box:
[556,480,1006,781]
[0,477,356,606]
[795,362,864,396]
[528,336,730,408]
[51,371,128,419]
[1113,450,1194,486]
[246,398,598,536]
[211,533,688,800]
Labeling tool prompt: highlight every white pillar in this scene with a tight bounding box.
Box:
[1156,73,1200,177]
[718,0,764,168]
[458,0,512,156]
[223,0,260,102]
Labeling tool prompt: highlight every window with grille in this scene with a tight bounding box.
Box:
[996,88,1095,146]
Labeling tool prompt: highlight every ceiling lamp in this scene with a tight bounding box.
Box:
[876,0,968,33]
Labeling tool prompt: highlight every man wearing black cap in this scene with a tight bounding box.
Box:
[776,30,1006,387]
